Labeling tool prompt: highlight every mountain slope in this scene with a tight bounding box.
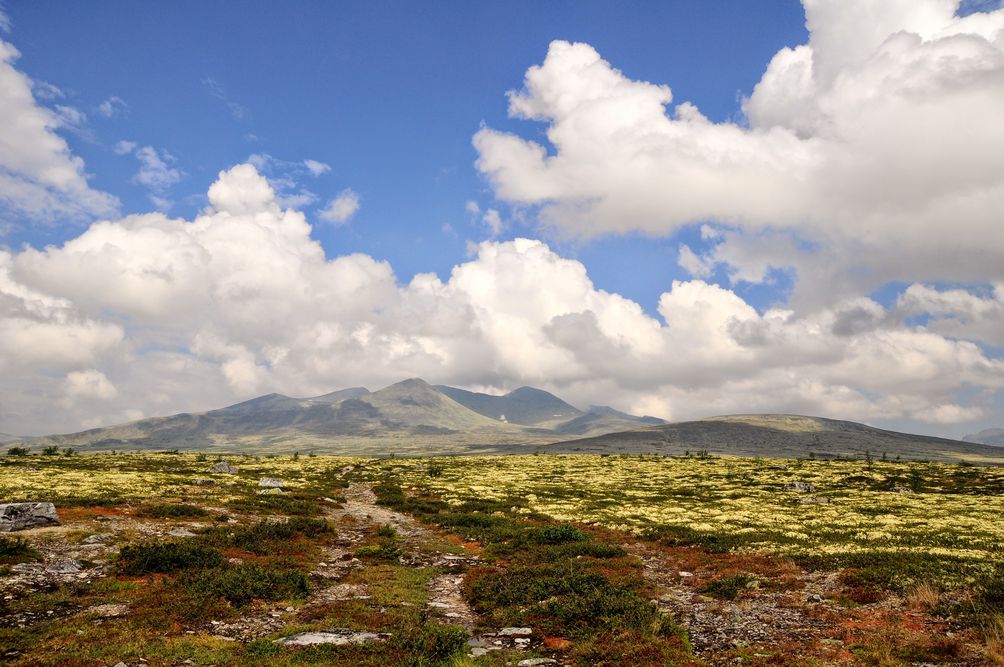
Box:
[544,413,1004,463]
[435,385,581,426]
[963,428,1004,446]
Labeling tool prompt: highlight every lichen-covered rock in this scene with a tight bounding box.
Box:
[258,477,285,488]
[208,461,238,474]
[0,502,60,532]
[783,481,816,493]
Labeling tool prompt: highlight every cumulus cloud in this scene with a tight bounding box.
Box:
[1,164,1001,435]
[0,38,118,224]
[318,189,360,224]
[474,2,1004,301]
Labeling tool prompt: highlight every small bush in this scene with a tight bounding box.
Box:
[356,539,401,562]
[118,540,224,575]
[200,517,331,554]
[41,446,59,456]
[376,524,397,538]
[6,446,29,456]
[139,503,209,519]
[536,524,589,544]
[183,563,308,607]
[0,536,41,564]
[399,623,468,661]
[699,574,755,600]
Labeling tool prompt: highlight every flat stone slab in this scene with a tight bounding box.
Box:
[498,627,533,636]
[0,502,59,532]
[276,629,389,646]
[517,660,558,667]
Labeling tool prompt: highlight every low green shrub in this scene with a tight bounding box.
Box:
[118,540,224,575]
[699,574,755,600]
[183,563,308,607]
[139,503,209,519]
[0,535,41,564]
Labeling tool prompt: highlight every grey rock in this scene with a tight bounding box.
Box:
[82,533,114,544]
[517,660,557,667]
[889,486,912,494]
[85,603,129,618]
[256,488,285,495]
[112,663,128,667]
[469,647,489,657]
[783,481,816,493]
[0,502,60,532]
[498,627,533,636]
[208,461,238,475]
[192,478,215,486]
[258,477,285,488]
[45,560,82,574]
[276,628,389,646]
[168,528,196,538]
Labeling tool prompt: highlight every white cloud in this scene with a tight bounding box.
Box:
[303,159,331,176]
[113,140,137,155]
[54,104,86,127]
[97,95,127,118]
[482,209,504,237]
[318,189,360,224]
[0,7,10,33]
[1,163,1001,436]
[62,369,118,401]
[473,4,1004,299]
[0,39,118,224]
[132,146,183,193]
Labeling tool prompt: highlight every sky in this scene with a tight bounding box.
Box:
[1,0,1003,439]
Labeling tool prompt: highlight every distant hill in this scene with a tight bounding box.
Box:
[24,379,660,454]
[963,428,1004,447]
[541,414,1004,464]
[0,433,25,445]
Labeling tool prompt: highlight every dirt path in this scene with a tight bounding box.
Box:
[318,478,480,631]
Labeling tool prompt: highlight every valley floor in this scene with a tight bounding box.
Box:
[1,452,1002,666]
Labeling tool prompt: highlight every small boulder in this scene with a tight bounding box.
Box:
[499,627,533,637]
[258,477,285,488]
[82,533,114,545]
[45,560,83,574]
[783,481,816,493]
[192,478,215,486]
[256,488,285,496]
[208,461,238,475]
[517,660,558,667]
[168,528,196,538]
[0,502,60,532]
[889,486,912,494]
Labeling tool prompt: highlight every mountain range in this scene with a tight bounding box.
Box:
[12,381,1004,463]
[19,379,664,455]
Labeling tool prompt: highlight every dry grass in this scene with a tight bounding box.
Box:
[984,614,1004,665]
[906,581,940,610]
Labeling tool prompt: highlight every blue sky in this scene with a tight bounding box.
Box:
[1,1,1003,439]
[4,0,807,311]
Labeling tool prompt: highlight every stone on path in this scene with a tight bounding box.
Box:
[499,627,533,636]
[276,628,389,646]
[0,502,60,532]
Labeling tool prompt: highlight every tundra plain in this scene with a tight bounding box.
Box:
[2,451,1004,666]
